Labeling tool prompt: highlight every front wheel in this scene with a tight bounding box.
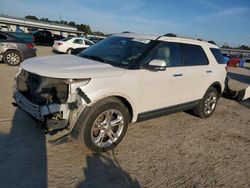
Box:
[78,97,130,152]
[193,87,219,118]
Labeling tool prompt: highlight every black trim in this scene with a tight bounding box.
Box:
[76,88,91,104]
[137,100,199,122]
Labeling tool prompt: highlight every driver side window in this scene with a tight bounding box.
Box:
[146,42,183,67]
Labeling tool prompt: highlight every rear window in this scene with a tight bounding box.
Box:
[61,37,72,41]
[210,48,225,64]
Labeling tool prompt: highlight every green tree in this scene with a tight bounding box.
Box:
[25,15,38,20]
[68,21,76,27]
[92,31,105,36]
[76,24,92,34]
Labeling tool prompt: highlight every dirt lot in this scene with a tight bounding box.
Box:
[0,46,250,188]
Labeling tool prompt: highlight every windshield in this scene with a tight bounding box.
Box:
[61,37,72,41]
[78,36,152,67]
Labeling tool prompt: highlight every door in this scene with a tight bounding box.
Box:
[181,43,214,103]
[72,38,84,49]
[138,42,185,113]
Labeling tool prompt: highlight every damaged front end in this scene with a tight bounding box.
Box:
[13,69,90,139]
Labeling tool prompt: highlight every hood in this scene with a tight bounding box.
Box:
[21,55,126,79]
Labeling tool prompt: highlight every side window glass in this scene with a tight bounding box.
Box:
[147,42,183,67]
[182,44,209,66]
[73,39,83,44]
[84,40,92,45]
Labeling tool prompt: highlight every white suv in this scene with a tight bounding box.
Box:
[14,33,227,152]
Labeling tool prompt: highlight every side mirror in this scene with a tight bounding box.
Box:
[146,59,167,71]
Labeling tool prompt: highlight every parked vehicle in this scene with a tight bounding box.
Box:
[52,34,65,41]
[13,33,227,152]
[0,25,9,31]
[33,30,54,46]
[0,31,36,66]
[227,55,240,67]
[52,37,93,54]
[70,47,87,55]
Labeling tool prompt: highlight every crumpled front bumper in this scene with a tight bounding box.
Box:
[13,91,69,121]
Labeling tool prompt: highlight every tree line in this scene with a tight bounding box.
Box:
[25,15,105,36]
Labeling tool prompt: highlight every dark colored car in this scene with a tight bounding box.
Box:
[0,31,36,66]
[70,47,87,55]
[52,34,65,41]
[33,30,54,46]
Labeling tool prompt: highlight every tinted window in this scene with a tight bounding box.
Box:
[182,44,208,66]
[146,42,183,67]
[84,39,93,45]
[210,48,225,64]
[73,39,83,44]
[79,36,152,67]
[0,33,7,40]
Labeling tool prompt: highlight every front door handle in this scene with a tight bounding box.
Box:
[173,73,183,77]
[206,70,212,73]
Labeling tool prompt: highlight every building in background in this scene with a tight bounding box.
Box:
[0,15,84,37]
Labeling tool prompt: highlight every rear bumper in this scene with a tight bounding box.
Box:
[13,91,68,121]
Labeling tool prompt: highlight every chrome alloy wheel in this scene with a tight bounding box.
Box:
[6,52,20,65]
[203,93,217,116]
[91,109,124,148]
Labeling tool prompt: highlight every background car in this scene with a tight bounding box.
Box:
[33,30,54,46]
[52,37,93,54]
[0,31,36,66]
[227,55,240,67]
[52,34,65,41]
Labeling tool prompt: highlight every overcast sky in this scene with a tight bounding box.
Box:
[0,0,250,46]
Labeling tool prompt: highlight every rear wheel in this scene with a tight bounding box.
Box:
[78,97,130,152]
[66,48,73,54]
[3,50,22,66]
[193,87,218,118]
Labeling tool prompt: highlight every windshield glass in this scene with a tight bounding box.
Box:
[61,37,72,41]
[78,36,152,67]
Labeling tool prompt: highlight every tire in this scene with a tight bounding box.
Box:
[66,48,73,54]
[78,97,130,152]
[193,87,219,118]
[236,90,245,101]
[3,50,22,66]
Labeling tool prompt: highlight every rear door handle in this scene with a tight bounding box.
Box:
[0,43,4,46]
[206,70,212,73]
[173,73,183,77]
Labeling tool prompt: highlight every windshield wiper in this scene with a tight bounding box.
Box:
[81,55,106,63]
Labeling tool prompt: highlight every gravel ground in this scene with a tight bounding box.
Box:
[0,46,250,188]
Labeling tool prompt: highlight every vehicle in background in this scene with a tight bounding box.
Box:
[0,31,36,66]
[53,37,93,54]
[70,47,87,55]
[0,25,9,31]
[87,35,106,44]
[227,55,240,67]
[52,34,65,41]
[33,30,54,46]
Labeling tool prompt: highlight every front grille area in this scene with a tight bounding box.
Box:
[16,69,68,105]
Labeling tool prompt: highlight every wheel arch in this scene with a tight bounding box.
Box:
[209,81,222,95]
[4,49,24,62]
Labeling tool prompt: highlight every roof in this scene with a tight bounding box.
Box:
[115,32,218,48]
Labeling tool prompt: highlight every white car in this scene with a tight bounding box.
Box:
[53,37,94,54]
[14,33,227,152]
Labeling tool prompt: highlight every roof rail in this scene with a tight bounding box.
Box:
[163,33,177,37]
[157,33,217,45]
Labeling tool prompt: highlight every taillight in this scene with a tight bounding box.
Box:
[26,43,34,48]
[58,42,63,45]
